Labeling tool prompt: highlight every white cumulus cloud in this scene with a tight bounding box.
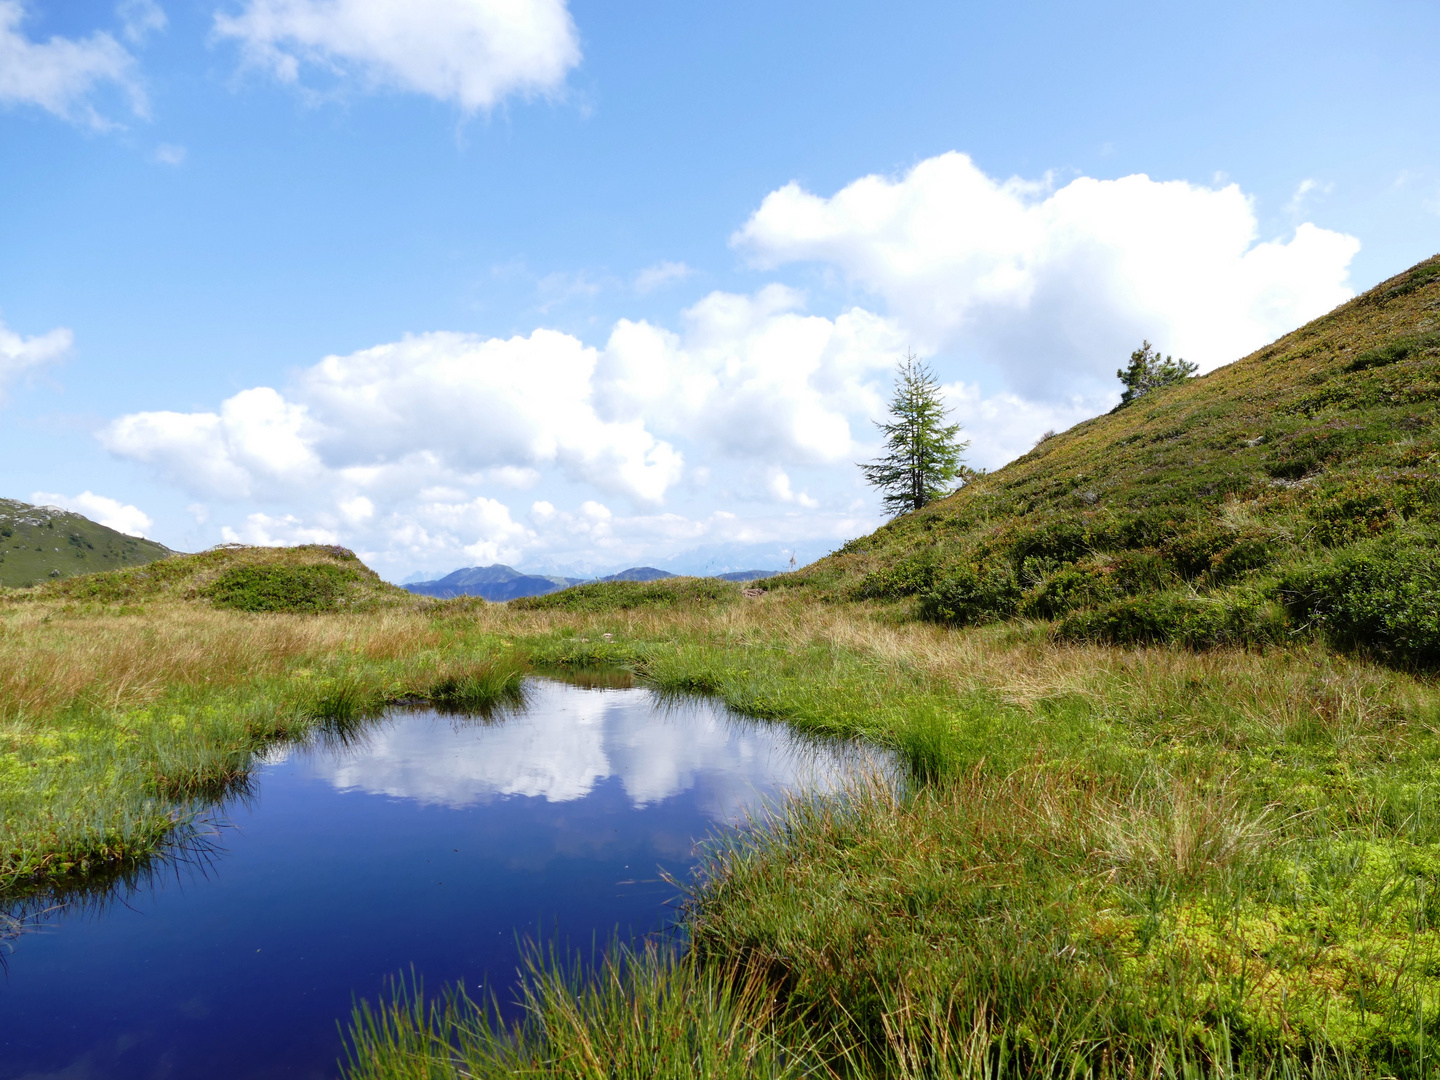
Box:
[31,490,154,537]
[596,285,905,466]
[221,511,339,546]
[0,0,147,126]
[213,0,581,110]
[0,313,72,401]
[95,155,1369,577]
[734,151,1360,401]
[100,328,687,513]
[101,386,324,499]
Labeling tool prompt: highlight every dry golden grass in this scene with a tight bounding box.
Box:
[0,606,445,720]
[5,590,1426,751]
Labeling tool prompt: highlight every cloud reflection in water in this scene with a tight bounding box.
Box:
[303,679,873,821]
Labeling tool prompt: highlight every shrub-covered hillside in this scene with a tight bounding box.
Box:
[14,542,411,613]
[0,499,173,588]
[786,255,1440,665]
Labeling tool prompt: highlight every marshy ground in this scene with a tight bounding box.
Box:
[4,560,1439,1077]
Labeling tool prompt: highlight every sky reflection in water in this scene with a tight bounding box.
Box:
[0,679,884,1080]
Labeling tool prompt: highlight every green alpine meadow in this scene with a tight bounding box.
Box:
[6,254,1440,1077]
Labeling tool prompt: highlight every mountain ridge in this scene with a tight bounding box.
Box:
[0,499,174,589]
[404,563,782,601]
[775,253,1440,664]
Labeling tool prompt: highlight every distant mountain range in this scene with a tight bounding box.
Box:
[403,564,585,601]
[404,564,780,601]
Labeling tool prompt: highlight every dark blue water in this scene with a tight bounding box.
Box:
[0,679,878,1080]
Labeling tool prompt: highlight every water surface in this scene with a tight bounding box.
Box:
[0,678,880,1080]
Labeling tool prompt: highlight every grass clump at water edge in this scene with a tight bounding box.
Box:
[346,942,821,1080]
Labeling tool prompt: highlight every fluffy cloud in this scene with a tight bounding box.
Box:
[97,155,1367,578]
[0,1,146,126]
[387,494,532,566]
[101,386,323,499]
[100,301,905,525]
[221,511,339,546]
[0,314,71,401]
[213,0,580,110]
[734,152,1360,400]
[596,285,904,465]
[101,329,687,516]
[766,467,818,508]
[31,490,154,537]
[940,382,1095,472]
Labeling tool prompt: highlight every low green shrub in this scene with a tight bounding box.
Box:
[1274,537,1440,667]
[1018,566,1116,619]
[918,564,1021,626]
[1345,329,1440,372]
[203,564,362,613]
[1056,591,1284,648]
[1004,514,1095,567]
[1161,527,1239,578]
[853,548,940,599]
[1307,485,1408,547]
[1108,548,1177,594]
[1206,535,1280,584]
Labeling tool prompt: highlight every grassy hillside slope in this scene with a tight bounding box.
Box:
[0,499,173,588]
[788,255,1440,664]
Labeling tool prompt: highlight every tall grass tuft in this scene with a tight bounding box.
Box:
[427,661,526,713]
[344,941,822,1080]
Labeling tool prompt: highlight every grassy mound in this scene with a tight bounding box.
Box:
[509,575,739,613]
[786,255,1440,665]
[18,543,410,612]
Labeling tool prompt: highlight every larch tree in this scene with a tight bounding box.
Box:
[1116,340,1198,407]
[860,353,969,517]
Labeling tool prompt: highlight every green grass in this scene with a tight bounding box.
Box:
[345,943,823,1080]
[8,570,1440,1074]
[0,595,523,890]
[339,620,1440,1077]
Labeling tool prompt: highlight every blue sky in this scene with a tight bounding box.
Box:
[2,0,1437,579]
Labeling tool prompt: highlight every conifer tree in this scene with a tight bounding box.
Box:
[1116,341,1198,406]
[861,353,968,517]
